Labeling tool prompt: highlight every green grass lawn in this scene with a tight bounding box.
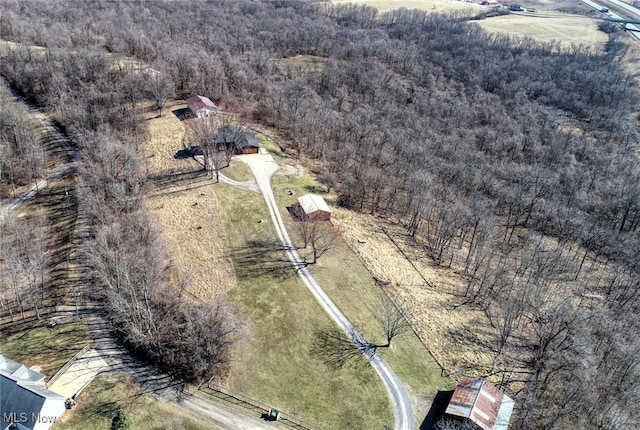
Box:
[222,159,254,182]
[54,374,215,430]
[0,321,89,378]
[271,174,453,399]
[256,134,289,164]
[216,141,451,427]
[217,183,393,430]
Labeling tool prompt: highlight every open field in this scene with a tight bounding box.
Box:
[273,55,328,78]
[329,209,494,374]
[143,103,395,427]
[55,374,216,430]
[329,1,608,49]
[270,173,454,409]
[0,321,89,378]
[475,13,609,48]
[331,0,479,13]
[143,102,236,300]
[218,182,393,429]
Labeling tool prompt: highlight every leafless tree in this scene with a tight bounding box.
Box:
[371,298,412,349]
[295,221,335,265]
[146,69,174,116]
[434,419,478,430]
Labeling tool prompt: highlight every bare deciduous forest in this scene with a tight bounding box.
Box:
[0,0,639,428]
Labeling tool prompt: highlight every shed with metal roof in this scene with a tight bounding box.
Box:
[187,95,217,118]
[292,194,331,222]
[445,378,514,430]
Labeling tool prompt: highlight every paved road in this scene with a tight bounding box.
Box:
[83,310,279,430]
[580,0,640,38]
[239,153,415,430]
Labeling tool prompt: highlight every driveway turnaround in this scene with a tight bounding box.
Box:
[48,348,109,399]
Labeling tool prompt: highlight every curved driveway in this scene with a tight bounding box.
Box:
[239,153,414,430]
[4,92,282,430]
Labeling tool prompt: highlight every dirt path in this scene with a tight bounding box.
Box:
[239,153,415,430]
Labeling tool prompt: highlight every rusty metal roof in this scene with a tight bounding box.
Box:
[445,378,514,430]
[187,95,217,112]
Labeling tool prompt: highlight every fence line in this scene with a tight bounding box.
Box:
[47,343,91,386]
[199,384,321,430]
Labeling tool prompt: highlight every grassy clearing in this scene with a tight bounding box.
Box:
[217,182,393,430]
[142,106,391,427]
[331,0,479,13]
[223,159,254,182]
[0,321,89,377]
[54,374,216,430]
[0,39,47,55]
[143,102,236,300]
[273,55,328,78]
[330,208,500,378]
[270,174,453,405]
[475,13,608,49]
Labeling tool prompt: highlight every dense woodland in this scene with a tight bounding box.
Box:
[0,0,639,428]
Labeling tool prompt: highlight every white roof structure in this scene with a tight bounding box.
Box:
[0,355,66,430]
[297,194,331,214]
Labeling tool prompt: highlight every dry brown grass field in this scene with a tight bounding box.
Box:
[330,1,609,50]
[143,101,236,300]
[331,207,606,380]
[475,13,609,49]
[331,208,496,374]
[273,55,328,78]
[332,0,479,13]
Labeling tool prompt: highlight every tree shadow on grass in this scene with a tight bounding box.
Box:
[230,239,297,282]
[172,107,193,121]
[148,169,208,191]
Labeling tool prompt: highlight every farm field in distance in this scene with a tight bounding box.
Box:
[333,0,612,49]
[331,0,479,12]
[2,1,640,429]
[475,13,609,48]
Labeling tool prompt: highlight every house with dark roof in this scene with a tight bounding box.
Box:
[214,125,260,154]
[186,95,217,118]
[0,355,66,430]
[292,194,331,221]
[444,378,514,430]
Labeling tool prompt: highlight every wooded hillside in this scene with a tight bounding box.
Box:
[0,1,638,428]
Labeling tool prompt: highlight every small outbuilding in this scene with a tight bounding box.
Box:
[186,95,217,118]
[215,125,260,154]
[444,378,514,430]
[292,194,331,222]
